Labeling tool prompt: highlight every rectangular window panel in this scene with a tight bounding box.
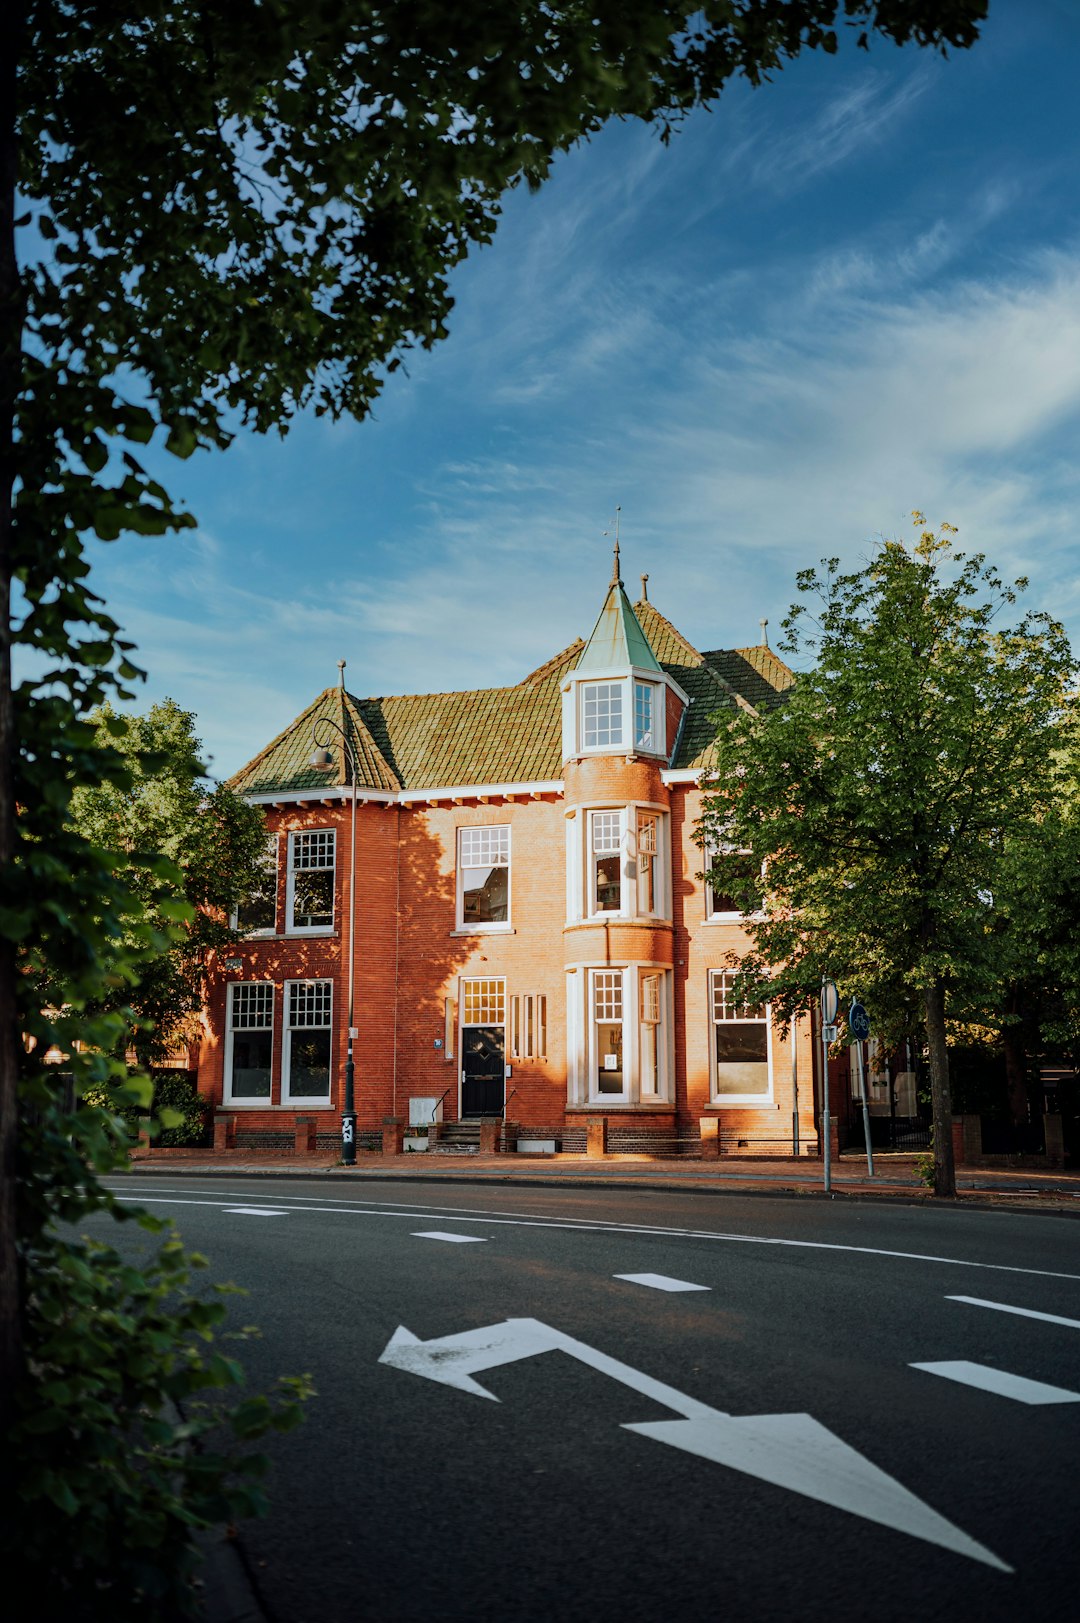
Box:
[228,983,273,1099]
[459,826,509,925]
[634,682,655,751]
[286,980,332,1099]
[593,970,624,1096]
[640,973,662,1096]
[591,811,622,913]
[712,970,769,1096]
[536,994,547,1061]
[236,836,277,934]
[583,682,623,748]
[290,830,335,930]
[637,813,657,914]
[463,978,505,1026]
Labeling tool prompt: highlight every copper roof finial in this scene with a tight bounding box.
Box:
[640,572,649,602]
[337,658,346,688]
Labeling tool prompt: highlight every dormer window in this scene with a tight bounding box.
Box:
[582,682,624,749]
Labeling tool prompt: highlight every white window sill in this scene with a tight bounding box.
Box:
[284,928,337,938]
[708,1096,775,1109]
[283,1097,334,1109]
[704,913,743,924]
[221,1101,337,1111]
[451,925,516,936]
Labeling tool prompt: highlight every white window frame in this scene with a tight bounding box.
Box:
[223,982,275,1106]
[283,978,334,1105]
[704,844,756,922]
[588,809,625,917]
[633,681,659,753]
[580,680,625,750]
[231,834,279,936]
[456,825,512,932]
[286,829,336,935]
[708,969,774,1105]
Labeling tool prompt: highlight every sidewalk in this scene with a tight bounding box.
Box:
[125,1144,1080,1212]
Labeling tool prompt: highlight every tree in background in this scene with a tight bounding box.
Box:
[0,1,989,1602]
[699,519,1076,1197]
[64,699,267,1066]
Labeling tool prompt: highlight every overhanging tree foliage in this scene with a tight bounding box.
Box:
[2,0,989,1601]
[699,519,1076,1197]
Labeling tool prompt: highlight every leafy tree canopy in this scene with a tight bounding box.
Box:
[699,518,1077,1194]
[61,698,268,1065]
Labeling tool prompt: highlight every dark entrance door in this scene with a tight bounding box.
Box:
[462,1026,504,1117]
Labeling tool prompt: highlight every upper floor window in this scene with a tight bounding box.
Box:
[710,969,771,1101]
[234,835,278,935]
[287,829,335,933]
[633,682,657,752]
[705,846,762,920]
[590,811,623,914]
[582,682,623,749]
[636,812,659,915]
[458,826,510,928]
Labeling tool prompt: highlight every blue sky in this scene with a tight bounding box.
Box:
[83,1,1080,779]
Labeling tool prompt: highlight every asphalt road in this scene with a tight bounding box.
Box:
[96,1178,1080,1623]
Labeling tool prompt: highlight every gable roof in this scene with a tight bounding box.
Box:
[228,599,793,795]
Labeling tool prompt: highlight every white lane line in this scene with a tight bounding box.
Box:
[947,1295,1080,1329]
[106,1191,1080,1283]
[912,1360,1080,1405]
[412,1231,487,1245]
[614,1273,711,1293]
[223,1206,289,1217]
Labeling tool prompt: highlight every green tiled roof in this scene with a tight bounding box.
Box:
[229,602,794,794]
[577,580,662,673]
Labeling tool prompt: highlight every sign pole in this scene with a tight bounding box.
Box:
[820,979,838,1193]
[857,1038,874,1178]
[791,1019,800,1158]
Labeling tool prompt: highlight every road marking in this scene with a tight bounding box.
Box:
[946,1295,1080,1330]
[912,1360,1080,1405]
[222,1206,289,1217]
[412,1231,487,1244]
[107,1188,1080,1283]
[379,1317,1008,1570]
[614,1273,710,1293]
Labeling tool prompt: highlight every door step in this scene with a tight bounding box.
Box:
[432,1120,483,1154]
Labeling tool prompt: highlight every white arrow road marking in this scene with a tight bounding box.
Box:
[412,1231,488,1244]
[222,1207,289,1216]
[946,1295,1080,1330]
[912,1361,1080,1405]
[614,1273,711,1293]
[379,1317,1009,1570]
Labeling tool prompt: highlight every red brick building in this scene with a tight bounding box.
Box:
[197,559,820,1155]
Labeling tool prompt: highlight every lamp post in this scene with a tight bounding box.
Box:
[310,719,357,1166]
[820,977,838,1193]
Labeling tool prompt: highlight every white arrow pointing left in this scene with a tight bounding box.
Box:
[379,1317,1010,1571]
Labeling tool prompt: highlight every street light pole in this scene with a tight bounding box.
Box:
[311,719,357,1166]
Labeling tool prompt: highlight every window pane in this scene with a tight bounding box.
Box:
[714,1024,770,1094]
[583,682,623,748]
[231,1030,273,1098]
[292,868,334,929]
[463,978,505,1025]
[592,812,622,913]
[634,683,655,750]
[597,1021,623,1093]
[290,831,335,929]
[237,839,277,933]
[289,1029,331,1097]
[462,863,509,923]
[637,814,657,913]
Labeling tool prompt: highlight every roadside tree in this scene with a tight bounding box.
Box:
[699,519,1076,1197]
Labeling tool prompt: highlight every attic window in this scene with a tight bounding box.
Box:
[633,682,656,751]
[582,682,623,748]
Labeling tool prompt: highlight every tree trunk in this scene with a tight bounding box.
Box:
[1002,992,1030,1127]
[924,980,956,1198]
[0,2,23,1444]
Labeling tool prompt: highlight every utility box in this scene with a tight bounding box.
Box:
[410,1096,441,1126]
